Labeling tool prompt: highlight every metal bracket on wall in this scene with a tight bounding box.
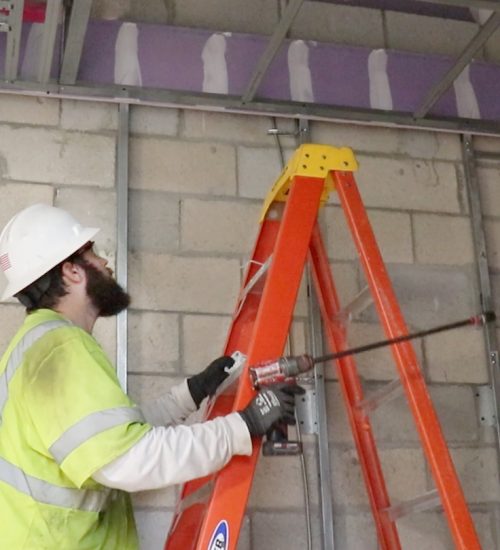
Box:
[477,384,497,427]
[295,387,319,434]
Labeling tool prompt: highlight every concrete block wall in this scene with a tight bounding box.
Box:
[1,93,500,550]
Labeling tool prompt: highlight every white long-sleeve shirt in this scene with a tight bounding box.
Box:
[93,380,252,491]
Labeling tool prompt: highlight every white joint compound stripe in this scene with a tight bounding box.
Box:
[115,22,143,86]
[368,49,393,111]
[454,65,480,119]
[0,456,111,512]
[470,8,493,25]
[202,34,228,94]
[0,320,70,418]
[288,40,314,102]
[49,406,146,464]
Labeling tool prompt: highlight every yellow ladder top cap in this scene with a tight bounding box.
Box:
[260,144,358,221]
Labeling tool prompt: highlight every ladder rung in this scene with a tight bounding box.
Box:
[355,378,403,413]
[234,256,273,318]
[334,285,373,322]
[383,489,441,521]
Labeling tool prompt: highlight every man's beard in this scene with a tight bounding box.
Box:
[82,261,131,317]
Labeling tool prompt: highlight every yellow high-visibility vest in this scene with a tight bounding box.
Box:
[0,308,151,549]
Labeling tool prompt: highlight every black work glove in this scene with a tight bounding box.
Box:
[187,355,234,407]
[239,383,305,437]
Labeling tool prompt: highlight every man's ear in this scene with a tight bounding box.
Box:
[61,261,85,285]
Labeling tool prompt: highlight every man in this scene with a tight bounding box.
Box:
[0,203,303,549]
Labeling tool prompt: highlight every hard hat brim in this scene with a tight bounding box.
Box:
[0,227,100,301]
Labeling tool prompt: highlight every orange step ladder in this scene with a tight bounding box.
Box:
[165,144,481,550]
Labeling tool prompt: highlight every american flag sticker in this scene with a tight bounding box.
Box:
[0,253,11,271]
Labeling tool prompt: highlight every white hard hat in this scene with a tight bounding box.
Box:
[0,204,100,301]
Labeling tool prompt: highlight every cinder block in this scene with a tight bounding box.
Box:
[61,100,118,131]
[182,314,232,375]
[129,190,179,253]
[249,451,314,509]
[128,311,179,374]
[174,0,278,35]
[238,146,288,199]
[413,214,474,266]
[323,206,413,263]
[386,12,478,57]
[477,165,500,217]
[340,513,377,550]
[132,485,178,508]
[134,508,173,550]
[182,111,296,147]
[131,106,179,136]
[397,512,453,549]
[367,264,476,329]
[181,198,260,255]
[328,260,361,311]
[311,123,461,161]
[485,219,500,270]
[425,327,489,384]
[345,321,423,381]
[331,447,427,507]
[0,182,54,230]
[325,381,355,444]
[355,155,461,213]
[289,319,306,355]
[128,374,183,405]
[474,135,500,154]
[130,138,236,195]
[93,316,116,364]
[451,447,500,503]
[369,384,476,445]
[251,512,318,550]
[0,127,115,187]
[0,304,25,352]
[0,95,58,125]
[129,252,241,314]
[429,385,479,442]
[371,392,424,444]
[291,3,384,48]
[54,188,117,258]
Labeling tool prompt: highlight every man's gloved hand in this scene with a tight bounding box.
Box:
[239,383,305,437]
[187,355,234,407]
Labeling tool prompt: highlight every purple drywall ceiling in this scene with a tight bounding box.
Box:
[2,19,500,123]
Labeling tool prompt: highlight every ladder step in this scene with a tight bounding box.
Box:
[334,285,373,322]
[234,256,273,318]
[383,489,441,521]
[355,378,403,413]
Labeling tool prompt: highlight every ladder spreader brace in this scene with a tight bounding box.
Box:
[165,144,481,550]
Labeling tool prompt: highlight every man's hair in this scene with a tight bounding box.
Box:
[16,254,86,313]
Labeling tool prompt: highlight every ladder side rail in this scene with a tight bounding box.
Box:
[166,219,282,549]
[194,176,327,549]
[309,222,401,550]
[333,170,481,550]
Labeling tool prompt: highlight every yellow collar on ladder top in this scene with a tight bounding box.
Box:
[259,144,358,221]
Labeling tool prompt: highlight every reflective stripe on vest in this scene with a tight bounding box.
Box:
[0,319,70,417]
[50,406,145,464]
[0,319,122,513]
[0,456,110,512]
